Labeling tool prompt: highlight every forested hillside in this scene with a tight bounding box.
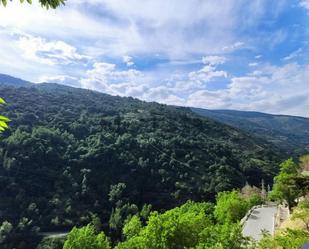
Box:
[0,76,281,247]
[192,108,309,154]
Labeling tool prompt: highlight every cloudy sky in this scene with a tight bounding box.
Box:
[0,0,308,116]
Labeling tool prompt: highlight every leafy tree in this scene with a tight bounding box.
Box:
[247,193,263,207]
[0,221,13,244]
[196,222,253,249]
[116,201,214,249]
[0,0,65,9]
[0,98,9,133]
[270,158,301,209]
[122,215,142,240]
[259,229,309,249]
[116,201,253,249]
[214,191,249,224]
[63,224,110,249]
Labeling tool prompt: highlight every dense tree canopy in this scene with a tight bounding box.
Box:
[63,224,110,249]
[270,158,309,209]
[0,83,281,248]
[114,201,252,249]
[61,193,261,249]
[214,191,250,224]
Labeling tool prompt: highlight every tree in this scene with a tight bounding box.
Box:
[0,0,65,9]
[0,221,13,244]
[214,190,249,224]
[63,224,111,249]
[0,97,9,133]
[196,222,253,249]
[270,158,301,209]
[122,215,142,240]
[116,201,253,249]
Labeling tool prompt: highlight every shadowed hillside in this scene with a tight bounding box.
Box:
[192,108,309,155]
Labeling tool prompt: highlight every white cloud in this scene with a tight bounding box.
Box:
[222,41,244,51]
[187,90,230,109]
[282,48,302,61]
[299,0,309,10]
[0,0,307,117]
[187,56,228,84]
[38,75,80,87]
[0,0,274,60]
[17,34,90,65]
[80,62,146,96]
[188,65,227,84]
[248,62,259,67]
[122,55,134,67]
[186,63,309,116]
[202,56,227,65]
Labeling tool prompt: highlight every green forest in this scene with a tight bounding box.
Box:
[0,83,282,248]
[36,158,309,249]
[0,0,308,248]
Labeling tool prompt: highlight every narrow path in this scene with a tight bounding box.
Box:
[242,206,277,241]
[39,232,68,238]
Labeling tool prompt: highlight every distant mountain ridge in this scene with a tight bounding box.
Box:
[191,108,309,154]
[1,73,307,154]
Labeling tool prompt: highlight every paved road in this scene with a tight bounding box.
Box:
[242,206,277,241]
[39,232,68,238]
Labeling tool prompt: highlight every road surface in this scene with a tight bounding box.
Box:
[39,232,68,238]
[242,206,277,241]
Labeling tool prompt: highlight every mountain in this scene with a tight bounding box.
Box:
[0,73,32,87]
[191,108,309,154]
[0,75,281,238]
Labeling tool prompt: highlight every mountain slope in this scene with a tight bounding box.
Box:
[0,76,280,234]
[191,108,309,154]
[0,73,32,87]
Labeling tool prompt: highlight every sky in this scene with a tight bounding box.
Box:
[0,0,308,117]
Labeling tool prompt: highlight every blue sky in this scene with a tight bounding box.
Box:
[0,0,308,116]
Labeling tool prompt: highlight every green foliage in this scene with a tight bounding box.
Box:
[122,215,142,240]
[292,208,309,230]
[0,0,65,9]
[280,158,300,175]
[115,201,252,249]
[0,83,280,242]
[36,237,65,249]
[196,222,252,249]
[63,224,110,249]
[247,193,264,207]
[270,158,302,208]
[0,83,281,247]
[299,199,309,209]
[214,191,249,224]
[258,229,309,249]
[0,221,13,244]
